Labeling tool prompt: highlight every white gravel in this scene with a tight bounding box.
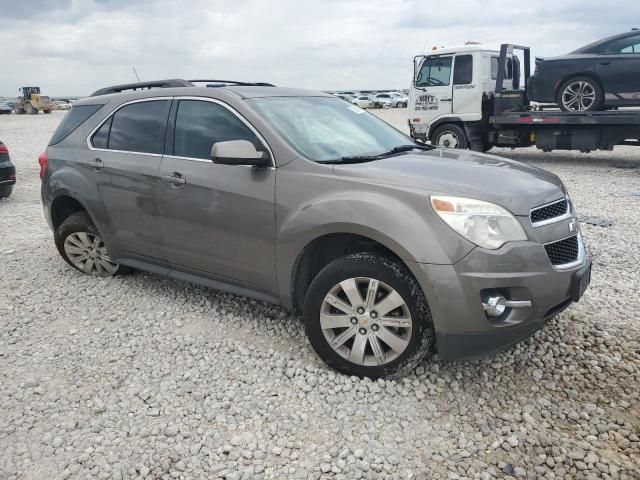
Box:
[0,110,639,480]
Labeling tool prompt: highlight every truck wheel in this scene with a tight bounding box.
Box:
[303,253,435,378]
[43,110,51,114]
[558,77,603,112]
[25,104,37,115]
[55,211,131,277]
[432,124,468,149]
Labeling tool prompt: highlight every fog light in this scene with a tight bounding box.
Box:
[483,296,506,317]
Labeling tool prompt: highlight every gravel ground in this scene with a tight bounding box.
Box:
[0,110,638,480]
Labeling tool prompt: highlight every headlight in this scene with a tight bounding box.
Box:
[430,196,527,249]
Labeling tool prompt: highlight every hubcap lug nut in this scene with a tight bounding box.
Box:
[370,311,378,319]
[357,307,365,315]
[350,317,358,325]
[358,327,367,335]
[371,324,379,331]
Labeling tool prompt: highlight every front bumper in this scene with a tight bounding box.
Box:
[412,238,590,361]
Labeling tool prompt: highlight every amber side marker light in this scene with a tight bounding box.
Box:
[431,198,455,212]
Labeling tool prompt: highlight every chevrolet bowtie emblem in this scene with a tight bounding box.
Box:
[568,218,578,233]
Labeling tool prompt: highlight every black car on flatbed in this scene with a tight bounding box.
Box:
[0,141,16,198]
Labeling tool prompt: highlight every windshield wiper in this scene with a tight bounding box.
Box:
[337,144,433,163]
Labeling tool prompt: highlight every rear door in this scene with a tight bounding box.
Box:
[596,34,640,103]
[413,55,453,122]
[88,98,171,260]
[158,97,277,294]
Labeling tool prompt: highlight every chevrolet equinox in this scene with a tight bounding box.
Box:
[40,79,591,378]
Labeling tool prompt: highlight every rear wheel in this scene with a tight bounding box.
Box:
[432,124,468,149]
[558,77,603,112]
[303,253,435,378]
[25,103,37,115]
[55,211,130,277]
[0,184,13,198]
[43,110,51,114]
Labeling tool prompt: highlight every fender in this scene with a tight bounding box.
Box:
[275,188,473,308]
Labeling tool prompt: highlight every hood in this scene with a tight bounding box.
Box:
[332,149,565,216]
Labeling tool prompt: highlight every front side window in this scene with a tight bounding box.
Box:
[173,100,261,160]
[600,34,640,54]
[94,100,170,154]
[453,55,473,85]
[416,56,452,87]
[250,96,412,163]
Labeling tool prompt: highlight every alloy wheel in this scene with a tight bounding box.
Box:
[320,277,412,366]
[561,81,596,111]
[63,232,119,276]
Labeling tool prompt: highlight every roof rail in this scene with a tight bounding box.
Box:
[90,79,194,97]
[188,79,275,87]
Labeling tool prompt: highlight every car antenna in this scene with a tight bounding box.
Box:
[132,66,141,82]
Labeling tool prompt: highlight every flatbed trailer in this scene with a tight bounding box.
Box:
[408,43,640,152]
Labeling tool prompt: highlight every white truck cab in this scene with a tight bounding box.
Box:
[408,44,520,150]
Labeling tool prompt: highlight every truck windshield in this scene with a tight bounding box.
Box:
[249,96,415,163]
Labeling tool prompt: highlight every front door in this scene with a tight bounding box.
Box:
[412,55,453,124]
[158,98,277,294]
[88,98,171,260]
[596,33,640,104]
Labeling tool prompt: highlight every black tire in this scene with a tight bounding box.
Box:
[432,124,468,149]
[303,253,435,378]
[0,184,13,198]
[43,110,51,114]
[54,211,131,276]
[557,76,603,112]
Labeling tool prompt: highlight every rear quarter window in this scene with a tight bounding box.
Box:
[49,104,103,145]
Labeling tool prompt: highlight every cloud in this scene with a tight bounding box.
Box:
[0,0,638,96]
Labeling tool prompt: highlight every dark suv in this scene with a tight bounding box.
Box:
[40,79,591,377]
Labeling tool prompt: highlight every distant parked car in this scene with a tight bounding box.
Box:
[528,30,640,111]
[54,101,72,110]
[352,95,374,108]
[0,102,12,114]
[0,141,16,198]
[373,93,394,108]
[389,92,408,107]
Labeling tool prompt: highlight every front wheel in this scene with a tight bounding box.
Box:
[54,211,130,277]
[303,253,435,378]
[432,124,468,149]
[558,77,603,112]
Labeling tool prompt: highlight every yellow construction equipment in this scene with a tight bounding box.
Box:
[14,87,54,114]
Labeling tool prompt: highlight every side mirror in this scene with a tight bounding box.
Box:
[211,140,271,167]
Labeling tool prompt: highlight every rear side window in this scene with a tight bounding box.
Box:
[453,55,473,85]
[173,100,261,160]
[94,100,170,154]
[49,105,102,145]
[600,34,640,54]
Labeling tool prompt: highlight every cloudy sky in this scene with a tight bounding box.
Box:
[1,0,638,96]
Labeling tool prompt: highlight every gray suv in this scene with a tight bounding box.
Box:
[40,79,591,378]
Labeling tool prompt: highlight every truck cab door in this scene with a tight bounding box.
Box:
[411,55,453,125]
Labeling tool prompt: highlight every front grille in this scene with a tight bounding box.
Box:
[544,235,579,266]
[530,199,568,225]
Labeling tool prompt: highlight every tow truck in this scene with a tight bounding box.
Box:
[408,43,640,152]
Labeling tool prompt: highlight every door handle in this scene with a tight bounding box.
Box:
[88,158,103,170]
[162,172,186,186]
[598,61,611,65]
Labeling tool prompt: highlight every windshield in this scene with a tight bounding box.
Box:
[249,96,414,163]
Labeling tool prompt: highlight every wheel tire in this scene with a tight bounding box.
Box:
[25,104,37,115]
[0,184,13,198]
[558,76,603,112]
[432,124,468,149]
[54,211,131,277]
[303,253,435,378]
[43,110,51,114]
